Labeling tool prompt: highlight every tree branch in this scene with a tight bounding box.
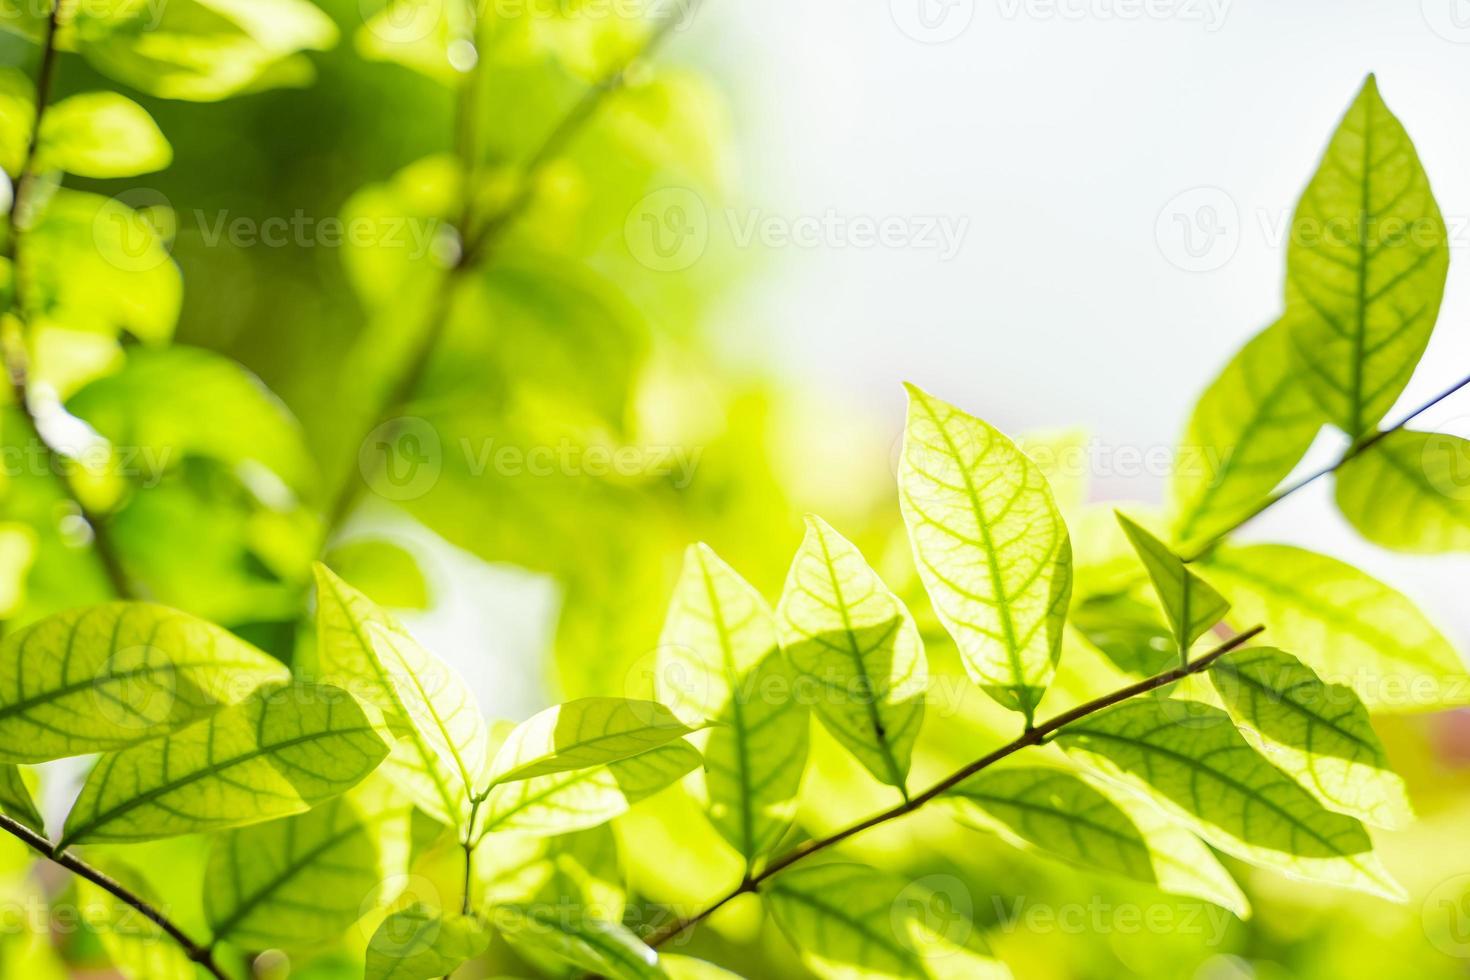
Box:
[1,0,134,600]
[0,813,229,979]
[645,624,1265,948]
[1180,370,1470,562]
[322,0,701,538]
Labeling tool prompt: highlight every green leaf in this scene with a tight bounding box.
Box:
[0,69,35,175]
[0,765,43,833]
[1069,590,1176,677]
[36,92,171,178]
[1334,429,1470,552]
[1202,543,1470,711]
[72,0,338,102]
[478,741,699,837]
[1168,319,1327,549]
[662,956,745,980]
[60,680,389,845]
[0,602,289,763]
[355,0,476,86]
[486,697,696,784]
[656,544,808,865]
[1209,646,1413,829]
[204,784,412,950]
[1058,698,1404,899]
[365,902,489,980]
[947,766,1245,912]
[496,904,667,980]
[323,539,429,609]
[19,189,181,343]
[475,824,624,920]
[78,863,194,980]
[765,863,1011,980]
[1284,75,1448,438]
[1115,512,1229,659]
[898,383,1072,722]
[313,564,487,827]
[776,514,926,790]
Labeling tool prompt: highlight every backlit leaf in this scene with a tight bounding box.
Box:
[364,902,489,980]
[1210,646,1413,828]
[497,904,667,980]
[1284,75,1448,438]
[1202,543,1470,712]
[0,765,42,833]
[657,544,808,865]
[1168,320,1327,549]
[322,538,429,609]
[60,680,388,845]
[1058,698,1404,899]
[765,863,1011,980]
[486,697,695,784]
[1115,512,1229,658]
[1334,429,1470,552]
[777,514,926,790]
[898,383,1072,722]
[78,863,194,980]
[0,602,289,763]
[475,824,624,921]
[36,93,170,178]
[947,766,1244,912]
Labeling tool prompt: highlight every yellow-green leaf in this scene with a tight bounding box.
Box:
[365,902,489,980]
[0,765,42,834]
[777,514,926,790]
[765,863,1011,980]
[1202,543,1470,712]
[497,904,667,980]
[36,92,171,178]
[486,697,696,785]
[79,863,194,980]
[947,766,1245,913]
[204,784,412,950]
[1284,75,1448,438]
[657,544,808,865]
[1168,319,1327,549]
[0,602,289,763]
[60,681,389,845]
[1210,646,1413,829]
[1116,512,1229,658]
[1058,699,1404,900]
[898,383,1072,722]
[313,564,487,827]
[1335,429,1470,552]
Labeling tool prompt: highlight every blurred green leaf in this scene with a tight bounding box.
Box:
[1284,75,1447,438]
[486,697,695,785]
[1059,698,1403,900]
[1210,646,1413,829]
[1115,511,1228,658]
[1334,429,1470,552]
[0,765,41,833]
[60,680,388,844]
[497,903,666,980]
[364,902,488,980]
[898,383,1072,722]
[0,601,288,762]
[323,538,429,609]
[474,823,624,920]
[78,862,194,980]
[1068,590,1175,677]
[36,92,170,177]
[777,514,926,790]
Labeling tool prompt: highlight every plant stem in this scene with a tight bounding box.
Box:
[1180,369,1470,562]
[0,813,229,979]
[322,0,700,540]
[645,624,1265,948]
[0,0,133,600]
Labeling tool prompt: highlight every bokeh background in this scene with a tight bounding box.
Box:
[3,0,1470,977]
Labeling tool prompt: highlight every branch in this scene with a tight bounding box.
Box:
[322,0,700,537]
[0,0,134,599]
[0,813,229,980]
[645,624,1266,948]
[1180,370,1470,562]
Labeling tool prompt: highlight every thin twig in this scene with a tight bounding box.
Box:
[0,813,230,979]
[645,625,1265,948]
[1180,370,1470,562]
[322,0,700,538]
[0,0,133,599]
